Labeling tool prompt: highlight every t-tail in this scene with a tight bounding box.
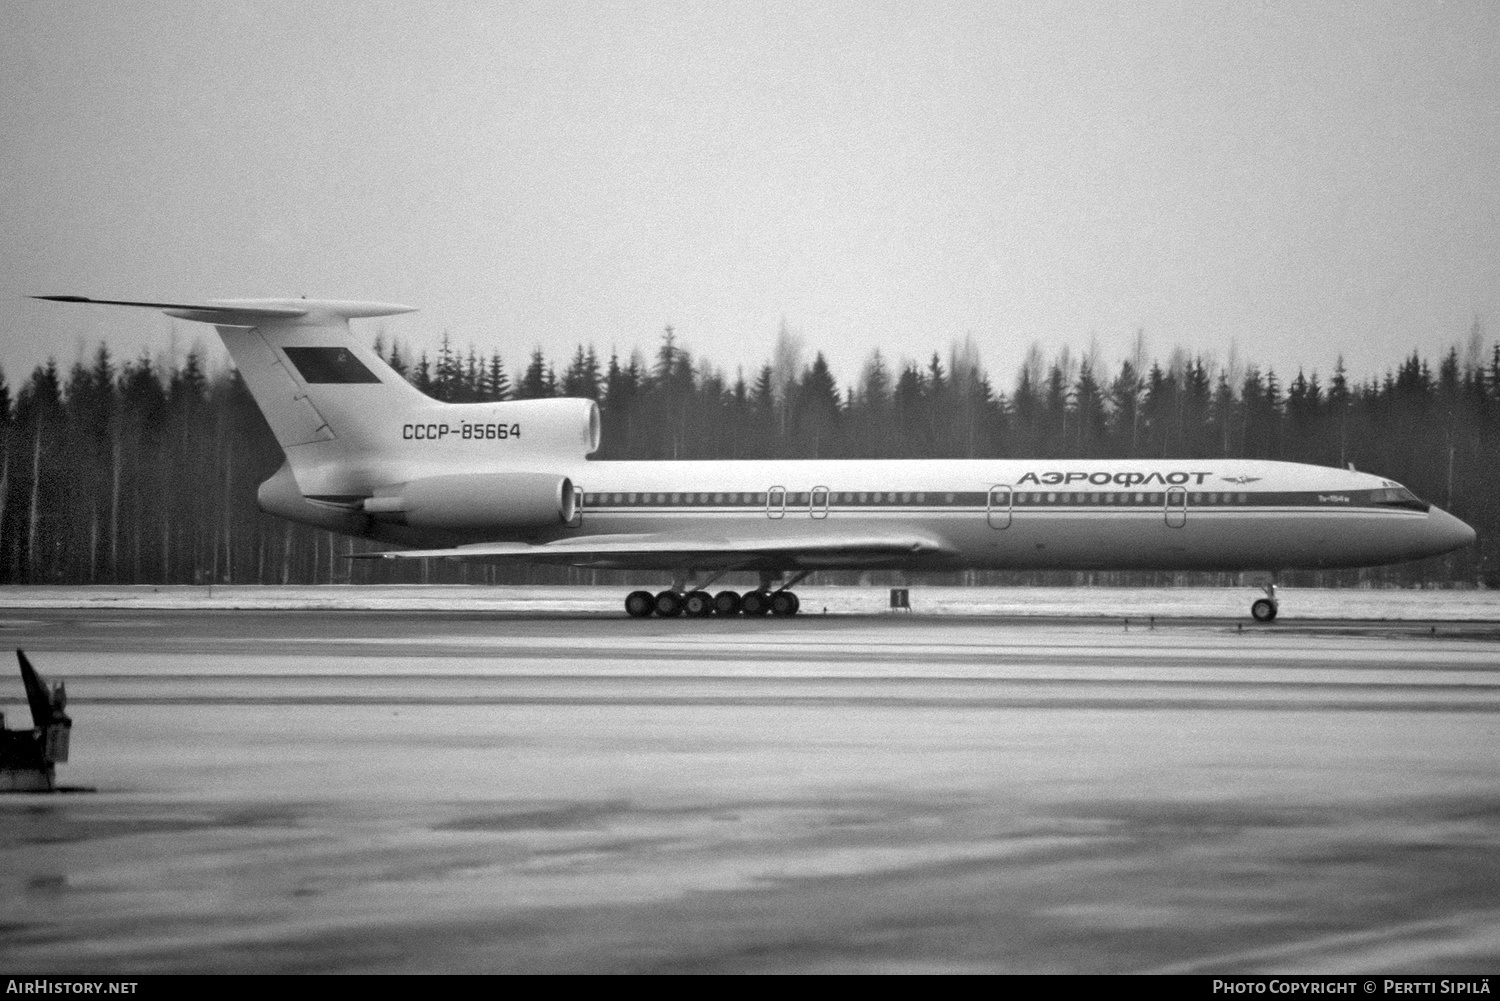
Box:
[34,297,598,545]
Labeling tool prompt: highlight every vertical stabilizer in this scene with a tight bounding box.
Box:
[34,297,429,491]
[34,296,600,506]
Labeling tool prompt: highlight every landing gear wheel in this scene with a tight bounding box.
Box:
[654,590,683,617]
[713,590,742,616]
[683,590,714,618]
[625,590,655,618]
[740,590,771,616]
[1251,598,1278,622]
[770,590,800,616]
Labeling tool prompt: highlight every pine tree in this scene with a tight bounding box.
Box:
[562,344,602,399]
[795,353,841,459]
[516,349,550,399]
[484,353,510,401]
[413,352,433,396]
[1072,361,1106,456]
[463,345,482,402]
[432,333,461,402]
[1106,360,1143,457]
[387,339,409,377]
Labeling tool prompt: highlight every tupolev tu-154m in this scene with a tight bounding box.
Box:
[39,296,1476,621]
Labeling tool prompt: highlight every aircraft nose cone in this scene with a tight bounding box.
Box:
[1430,507,1477,553]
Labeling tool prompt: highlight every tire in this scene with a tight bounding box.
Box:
[683,590,714,618]
[770,590,799,616]
[713,590,742,616]
[740,590,770,616]
[1251,598,1278,622]
[625,590,655,618]
[654,590,683,617]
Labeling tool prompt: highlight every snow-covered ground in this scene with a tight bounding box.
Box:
[3,602,1498,972]
[0,583,1495,619]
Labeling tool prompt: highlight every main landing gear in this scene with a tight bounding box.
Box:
[624,571,807,619]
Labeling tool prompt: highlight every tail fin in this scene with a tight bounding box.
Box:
[36,296,599,511]
[35,296,424,452]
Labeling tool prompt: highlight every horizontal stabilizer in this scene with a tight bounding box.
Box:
[33,295,417,325]
[34,295,307,321]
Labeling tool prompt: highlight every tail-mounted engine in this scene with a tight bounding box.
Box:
[363,471,575,531]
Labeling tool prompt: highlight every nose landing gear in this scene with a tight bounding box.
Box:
[1250,583,1279,622]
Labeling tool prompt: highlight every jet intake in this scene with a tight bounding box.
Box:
[367,472,575,531]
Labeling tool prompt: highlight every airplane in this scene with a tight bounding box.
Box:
[37,296,1477,622]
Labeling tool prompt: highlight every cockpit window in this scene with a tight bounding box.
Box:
[1369,486,1430,512]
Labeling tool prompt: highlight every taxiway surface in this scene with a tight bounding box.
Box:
[2,593,1499,973]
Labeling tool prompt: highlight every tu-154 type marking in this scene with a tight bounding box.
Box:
[38,297,1476,621]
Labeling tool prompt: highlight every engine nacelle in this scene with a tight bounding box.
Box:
[366,471,575,531]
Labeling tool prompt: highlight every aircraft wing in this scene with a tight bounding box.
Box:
[351,530,959,569]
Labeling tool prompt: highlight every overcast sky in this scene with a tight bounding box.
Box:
[3,0,1497,394]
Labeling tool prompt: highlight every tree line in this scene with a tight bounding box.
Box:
[0,321,1493,587]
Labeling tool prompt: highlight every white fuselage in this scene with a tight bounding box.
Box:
[297,455,1472,573]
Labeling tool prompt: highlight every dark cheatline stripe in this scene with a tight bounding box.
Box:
[282,346,382,384]
[578,488,1428,513]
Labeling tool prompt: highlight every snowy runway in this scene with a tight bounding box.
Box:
[2,589,1499,972]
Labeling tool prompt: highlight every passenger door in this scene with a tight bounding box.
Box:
[1165,486,1187,528]
[767,486,786,520]
[987,485,1012,529]
[810,486,830,519]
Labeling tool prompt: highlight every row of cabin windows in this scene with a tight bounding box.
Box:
[581,490,1256,507]
[583,492,958,506]
[1011,492,1252,505]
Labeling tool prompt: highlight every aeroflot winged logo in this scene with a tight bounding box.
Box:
[1018,470,1215,486]
[1222,475,1262,485]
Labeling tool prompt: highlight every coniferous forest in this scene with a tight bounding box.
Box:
[0,323,1494,588]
